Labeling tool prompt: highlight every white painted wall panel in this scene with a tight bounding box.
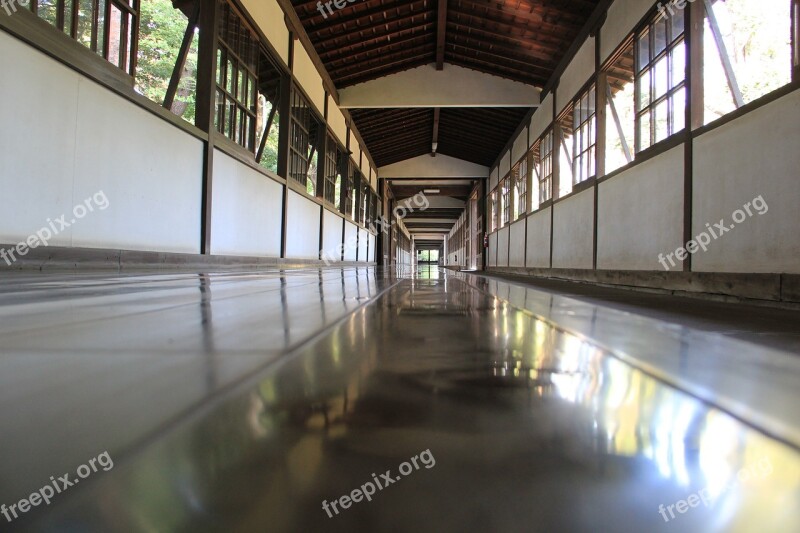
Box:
[692,90,800,273]
[211,150,282,257]
[344,221,358,261]
[512,126,529,163]
[558,37,595,111]
[322,208,344,262]
[0,33,202,253]
[530,93,553,142]
[241,0,289,66]
[328,102,348,148]
[597,147,684,270]
[552,189,594,269]
[359,146,371,176]
[490,167,499,191]
[526,208,551,268]
[357,228,369,261]
[293,46,325,115]
[601,0,651,63]
[500,150,511,178]
[488,232,498,267]
[368,233,376,262]
[509,219,526,267]
[497,226,510,267]
[286,190,321,259]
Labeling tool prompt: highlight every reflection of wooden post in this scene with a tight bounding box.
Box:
[793,0,799,82]
[196,0,220,254]
[703,0,743,108]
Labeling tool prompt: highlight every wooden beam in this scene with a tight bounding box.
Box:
[436,0,447,70]
[432,107,440,156]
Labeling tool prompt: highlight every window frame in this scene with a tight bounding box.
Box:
[634,9,687,152]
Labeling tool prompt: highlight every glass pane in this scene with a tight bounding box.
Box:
[108,4,123,68]
[654,99,669,143]
[654,17,668,55]
[672,86,686,133]
[64,0,74,35]
[227,59,235,94]
[672,8,685,38]
[637,29,650,71]
[76,0,95,48]
[97,0,106,55]
[654,55,669,98]
[671,41,686,88]
[38,0,58,27]
[638,68,651,110]
[639,111,652,151]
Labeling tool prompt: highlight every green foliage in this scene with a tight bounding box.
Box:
[136,0,198,124]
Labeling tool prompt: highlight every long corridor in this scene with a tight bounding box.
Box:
[0,266,798,531]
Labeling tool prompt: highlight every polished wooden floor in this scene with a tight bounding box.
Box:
[0,266,798,531]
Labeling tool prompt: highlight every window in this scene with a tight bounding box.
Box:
[701,0,793,125]
[572,83,597,184]
[136,1,199,124]
[25,0,139,76]
[343,160,356,218]
[512,159,527,220]
[501,177,510,226]
[489,190,498,232]
[635,8,686,151]
[287,87,322,191]
[603,40,636,174]
[324,134,344,208]
[538,130,554,203]
[358,179,369,225]
[216,1,258,150]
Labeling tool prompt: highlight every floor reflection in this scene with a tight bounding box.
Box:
[21,267,800,532]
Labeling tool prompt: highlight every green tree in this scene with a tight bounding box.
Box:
[136,0,198,124]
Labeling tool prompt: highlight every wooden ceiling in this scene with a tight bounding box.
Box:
[350,107,529,166]
[289,0,602,168]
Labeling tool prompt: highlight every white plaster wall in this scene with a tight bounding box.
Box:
[497,226,510,267]
[285,190,321,259]
[328,102,348,148]
[357,228,368,261]
[349,131,358,157]
[692,90,800,273]
[490,166,499,191]
[0,32,202,253]
[597,147,684,270]
[368,233,376,262]
[601,0,651,63]
[558,37,595,111]
[211,150,282,257]
[530,92,554,142]
[344,221,358,261]
[359,145,370,176]
[241,0,289,66]
[552,189,594,269]
[512,126,529,163]
[488,232,498,267]
[500,150,511,178]
[526,208,551,268]
[509,219,526,267]
[322,208,344,262]
[292,45,325,115]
